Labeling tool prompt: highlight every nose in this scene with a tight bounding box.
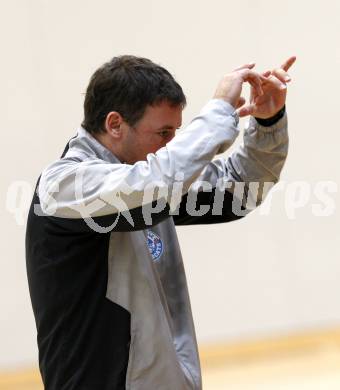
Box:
[163,135,175,147]
[168,133,176,142]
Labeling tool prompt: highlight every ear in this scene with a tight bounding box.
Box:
[104,111,124,139]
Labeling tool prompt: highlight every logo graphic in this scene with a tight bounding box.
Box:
[146,230,163,261]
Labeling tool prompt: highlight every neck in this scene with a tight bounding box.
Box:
[92,133,125,163]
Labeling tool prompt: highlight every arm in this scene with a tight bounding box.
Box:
[173,55,296,225]
[173,106,288,225]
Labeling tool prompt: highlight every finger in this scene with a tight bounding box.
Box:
[262,70,272,77]
[272,68,291,83]
[258,70,272,89]
[238,69,265,96]
[260,74,287,90]
[236,103,256,118]
[236,96,246,109]
[233,62,256,71]
[281,56,296,72]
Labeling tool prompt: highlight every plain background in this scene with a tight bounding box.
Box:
[0,0,339,369]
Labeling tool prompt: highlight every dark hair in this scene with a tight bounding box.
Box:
[81,55,186,134]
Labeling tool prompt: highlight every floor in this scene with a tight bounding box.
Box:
[202,344,340,389]
[1,344,340,389]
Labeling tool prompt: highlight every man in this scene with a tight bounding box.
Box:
[26,54,295,390]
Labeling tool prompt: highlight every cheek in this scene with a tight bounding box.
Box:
[131,139,157,160]
[134,134,167,159]
[145,137,165,154]
[147,144,163,155]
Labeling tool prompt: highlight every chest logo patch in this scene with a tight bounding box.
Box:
[146,230,163,261]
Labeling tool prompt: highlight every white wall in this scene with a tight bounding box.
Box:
[1,0,339,369]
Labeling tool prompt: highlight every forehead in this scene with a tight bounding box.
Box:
[137,102,183,131]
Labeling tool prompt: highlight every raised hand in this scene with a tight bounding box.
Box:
[213,63,267,109]
[237,56,296,119]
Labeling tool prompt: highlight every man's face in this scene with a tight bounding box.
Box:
[120,101,183,164]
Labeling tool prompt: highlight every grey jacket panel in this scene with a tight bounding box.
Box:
[106,221,200,389]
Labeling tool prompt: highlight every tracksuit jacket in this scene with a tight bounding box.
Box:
[26,99,289,389]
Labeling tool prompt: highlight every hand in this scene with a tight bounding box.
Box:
[237,56,296,119]
[213,63,267,109]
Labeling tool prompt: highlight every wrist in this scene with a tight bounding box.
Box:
[255,105,286,127]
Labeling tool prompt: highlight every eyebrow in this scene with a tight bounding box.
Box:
[156,125,182,131]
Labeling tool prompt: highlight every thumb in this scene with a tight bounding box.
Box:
[236,103,256,118]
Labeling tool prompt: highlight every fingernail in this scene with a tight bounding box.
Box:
[285,76,291,81]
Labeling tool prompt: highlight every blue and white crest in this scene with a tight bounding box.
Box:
[146,229,163,261]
